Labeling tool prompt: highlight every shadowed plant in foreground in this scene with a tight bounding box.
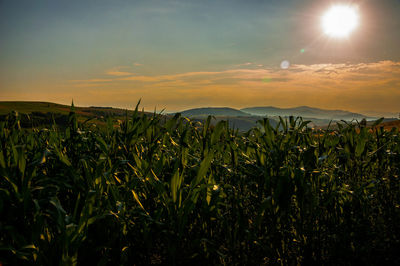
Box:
[0,103,399,265]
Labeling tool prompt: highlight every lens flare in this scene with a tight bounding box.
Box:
[280,60,290,69]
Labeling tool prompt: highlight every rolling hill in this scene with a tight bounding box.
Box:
[0,101,152,128]
[380,119,400,130]
[0,101,146,117]
[178,107,249,117]
[241,106,368,121]
[176,107,280,131]
[1,101,396,131]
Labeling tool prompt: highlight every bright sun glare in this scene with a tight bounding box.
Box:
[322,5,359,38]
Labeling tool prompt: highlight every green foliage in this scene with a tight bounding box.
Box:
[1,105,399,265]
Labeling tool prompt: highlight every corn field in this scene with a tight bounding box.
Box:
[1,103,399,265]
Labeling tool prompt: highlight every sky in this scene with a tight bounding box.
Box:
[0,0,399,115]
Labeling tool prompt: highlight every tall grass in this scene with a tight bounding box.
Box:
[0,104,399,265]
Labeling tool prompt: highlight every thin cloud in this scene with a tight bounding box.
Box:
[106,66,135,76]
[106,71,134,76]
[71,79,113,83]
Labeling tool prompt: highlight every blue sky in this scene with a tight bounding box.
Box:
[1,0,400,114]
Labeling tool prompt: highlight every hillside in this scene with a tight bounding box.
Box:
[0,101,153,128]
[380,119,400,130]
[177,106,373,130]
[0,101,146,117]
[177,107,278,131]
[178,107,249,117]
[241,106,368,121]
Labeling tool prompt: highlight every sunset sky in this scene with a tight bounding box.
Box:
[1,0,399,115]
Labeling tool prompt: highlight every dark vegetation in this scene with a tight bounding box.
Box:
[0,103,399,265]
[0,112,70,129]
[189,115,275,132]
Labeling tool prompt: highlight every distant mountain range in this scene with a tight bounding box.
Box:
[241,106,367,120]
[178,106,369,121]
[178,107,249,117]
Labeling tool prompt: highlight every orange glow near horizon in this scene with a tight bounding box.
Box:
[2,60,399,116]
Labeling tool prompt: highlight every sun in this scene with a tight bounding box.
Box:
[322,5,359,38]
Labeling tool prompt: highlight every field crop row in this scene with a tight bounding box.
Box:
[1,104,399,265]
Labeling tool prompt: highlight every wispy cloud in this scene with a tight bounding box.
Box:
[105,66,135,76]
[106,71,134,76]
[234,62,264,68]
[71,78,114,83]
[236,62,252,67]
[104,63,143,76]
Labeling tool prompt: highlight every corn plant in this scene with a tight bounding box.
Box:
[1,104,399,265]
